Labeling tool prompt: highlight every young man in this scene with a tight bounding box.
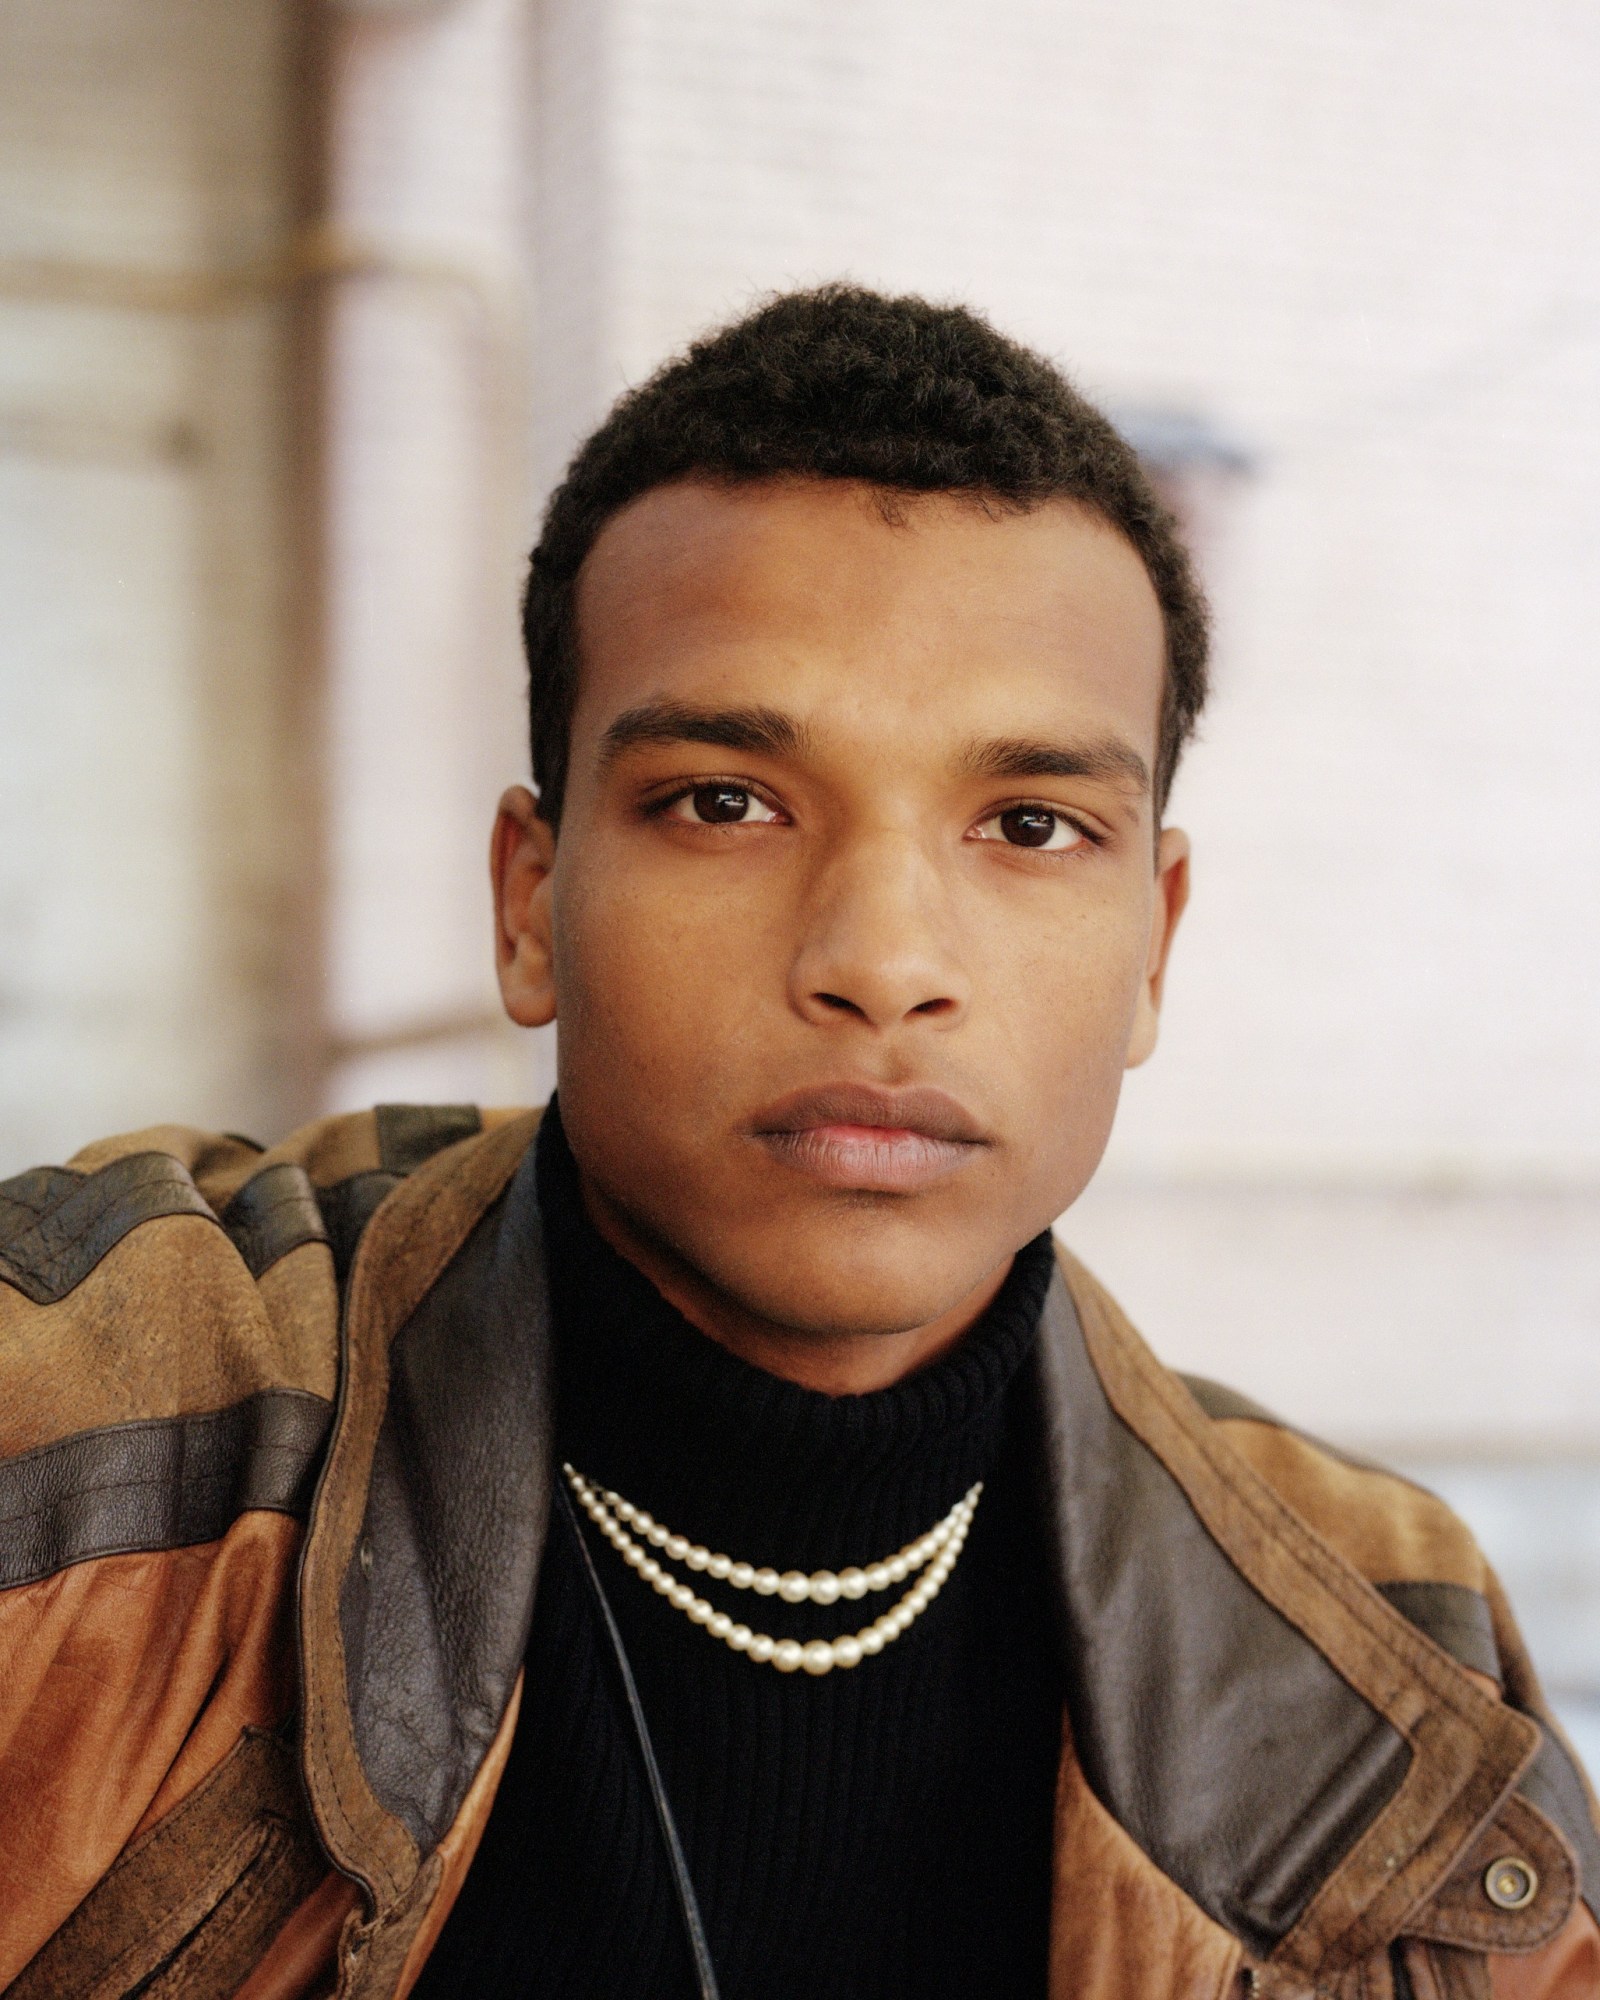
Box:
[1,287,1595,2000]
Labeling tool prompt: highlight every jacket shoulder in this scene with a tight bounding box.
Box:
[0,1103,515,1514]
[1177,1373,1492,1601]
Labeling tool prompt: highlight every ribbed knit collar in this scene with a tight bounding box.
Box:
[538,1099,1054,1583]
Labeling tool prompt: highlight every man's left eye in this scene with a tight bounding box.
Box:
[667,784,782,825]
[973,807,1083,851]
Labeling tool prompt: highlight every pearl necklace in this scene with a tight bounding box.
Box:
[563,1463,982,1677]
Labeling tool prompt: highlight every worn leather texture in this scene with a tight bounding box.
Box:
[294,1110,538,1916]
[0,1386,333,1588]
[337,1141,552,1854]
[0,1153,219,1304]
[1378,1584,1503,1685]
[223,1164,332,1280]
[6,1104,1600,2000]
[7,1728,326,2000]
[1034,1272,1413,1956]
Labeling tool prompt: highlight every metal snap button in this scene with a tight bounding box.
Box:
[1484,1855,1539,1910]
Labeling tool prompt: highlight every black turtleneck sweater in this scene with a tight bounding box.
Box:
[415,1106,1062,1999]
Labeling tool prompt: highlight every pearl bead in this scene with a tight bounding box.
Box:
[563,1463,984,1678]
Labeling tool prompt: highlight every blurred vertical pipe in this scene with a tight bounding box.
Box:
[281,0,336,1123]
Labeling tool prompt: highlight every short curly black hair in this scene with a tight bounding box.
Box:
[523,284,1208,824]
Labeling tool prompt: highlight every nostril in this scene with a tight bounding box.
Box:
[912,997,955,1016]
[817,992,861,1015]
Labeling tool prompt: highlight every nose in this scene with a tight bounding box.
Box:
[789,833,970,1032]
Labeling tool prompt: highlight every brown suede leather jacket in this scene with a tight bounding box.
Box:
[2,1105,1598,1999]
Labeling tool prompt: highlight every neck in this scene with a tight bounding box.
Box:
[577,1172,1011,1396]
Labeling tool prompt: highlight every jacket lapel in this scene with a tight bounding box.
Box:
[1042,1250,1538,1980]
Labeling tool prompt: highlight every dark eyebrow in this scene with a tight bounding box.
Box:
[956,734,1151,795]
[599,699,810,767]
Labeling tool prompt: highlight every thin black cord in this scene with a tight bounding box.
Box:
[557,1477,722,2000]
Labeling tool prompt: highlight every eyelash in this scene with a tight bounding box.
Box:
[972,800,1106,851]
[646,781,1105,850]
[646,779,787,823]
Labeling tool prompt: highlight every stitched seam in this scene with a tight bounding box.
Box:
[299,1122,534,1903]
[1064,1257,1538,1968]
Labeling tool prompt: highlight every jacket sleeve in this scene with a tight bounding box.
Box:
[0,1123,343,1989]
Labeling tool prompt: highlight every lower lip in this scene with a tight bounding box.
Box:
[756,1124,979,1194]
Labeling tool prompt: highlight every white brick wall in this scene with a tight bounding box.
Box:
[0,0,306,1166]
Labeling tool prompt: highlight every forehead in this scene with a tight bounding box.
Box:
[571,477,1166,761]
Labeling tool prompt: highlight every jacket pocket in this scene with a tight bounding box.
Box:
[8,1728,329,2000]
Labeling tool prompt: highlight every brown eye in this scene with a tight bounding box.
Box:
[667,784,781,826]
[971,805,1084,852]
[1001,808,1059,847]
[696,785,751,822]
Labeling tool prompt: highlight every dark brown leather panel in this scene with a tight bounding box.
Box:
[374,1104,483,1177]
[337,1138,552,1853]
[1060,1254,1538,1981]
[7,1728,325,2000]
[0,1388,333,1588]
[1379,1583,1502,1685]
[1519,1731,1600,1926]
[296,1112,538,1914]
[317,1173,402,1286]
[1033,1272,1412,1957]
[224,1164,332,1279]
[0,1153,218,1305]
[1179,1373,1283,1426]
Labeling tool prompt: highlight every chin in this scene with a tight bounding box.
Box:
[696,1216,1002,1342]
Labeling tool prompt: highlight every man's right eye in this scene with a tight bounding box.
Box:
[667,785,781,825]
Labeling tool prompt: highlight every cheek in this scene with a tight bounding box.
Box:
[551,845,770,1083]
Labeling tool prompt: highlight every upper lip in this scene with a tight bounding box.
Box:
[750,1083,988,1146]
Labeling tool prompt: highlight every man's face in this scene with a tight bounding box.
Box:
[498,477,1186,1343]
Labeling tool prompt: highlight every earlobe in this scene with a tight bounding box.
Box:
[491,785,559,1028]
[1125,827,1190,1071]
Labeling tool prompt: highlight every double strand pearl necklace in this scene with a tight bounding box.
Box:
[563,1463,982,1677]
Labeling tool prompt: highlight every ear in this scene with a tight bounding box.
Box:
[1125,826,1190,1069]
[491,785,558,1028]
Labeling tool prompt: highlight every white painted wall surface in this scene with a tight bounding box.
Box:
[0,0,304,1167]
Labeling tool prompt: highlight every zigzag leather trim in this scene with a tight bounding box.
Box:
[0,1153,217,1305]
